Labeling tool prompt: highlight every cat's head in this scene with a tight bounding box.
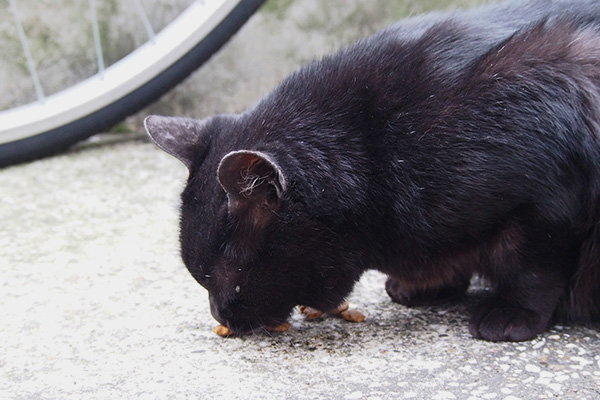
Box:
[145,115,359,333]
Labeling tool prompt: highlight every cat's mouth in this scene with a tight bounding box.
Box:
[217,317,292,336]
[213,301,366,337]
[212,303,296,336]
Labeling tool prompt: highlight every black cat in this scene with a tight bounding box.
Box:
[145,0,600,341]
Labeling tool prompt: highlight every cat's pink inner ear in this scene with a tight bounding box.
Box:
[144,115,205,169]
[217,150,287,210]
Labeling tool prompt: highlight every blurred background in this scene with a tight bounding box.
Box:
[1,0,488,138]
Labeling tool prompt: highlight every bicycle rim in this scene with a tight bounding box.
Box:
[0,0,266,167]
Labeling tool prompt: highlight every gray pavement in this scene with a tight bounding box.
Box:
[1,132,600,400]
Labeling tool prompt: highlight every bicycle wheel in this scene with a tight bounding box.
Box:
[0,0,265,167]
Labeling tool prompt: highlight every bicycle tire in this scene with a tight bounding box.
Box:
[0,0,266,168]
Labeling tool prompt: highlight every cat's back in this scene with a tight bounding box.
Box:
[386,0,600,41]
[373,0,600,78]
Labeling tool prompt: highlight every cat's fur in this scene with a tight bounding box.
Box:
[145,0,600,341]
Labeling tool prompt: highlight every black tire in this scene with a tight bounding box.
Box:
[0,0,266,168]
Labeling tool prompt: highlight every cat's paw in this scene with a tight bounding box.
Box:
[468,298,547,342]
[385,276,469,306]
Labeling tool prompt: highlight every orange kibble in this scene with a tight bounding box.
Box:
[331,301,350,314]
[299,305,324,319]
[266,322,292,332]
[340,309,366,322]
[212,325,234,337]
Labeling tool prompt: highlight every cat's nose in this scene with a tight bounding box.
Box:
[209,295,232,326]
[209,293,249,332]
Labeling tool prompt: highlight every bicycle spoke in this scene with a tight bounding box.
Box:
[134,0,156,42]
[8,0,44,101]
[89,0,105,75]
[0,0,266,166]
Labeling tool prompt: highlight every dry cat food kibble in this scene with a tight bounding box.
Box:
[331,301,350,314]
[212,322,292,337]
[213,303,365,336]
[212,325,234,337]
[340,309,367,322]
[299,305,324,319]
[266,322,292,332]
[299,301,366,322]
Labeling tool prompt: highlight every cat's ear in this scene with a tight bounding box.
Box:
[217,150,287,214]
[144,115,206,169]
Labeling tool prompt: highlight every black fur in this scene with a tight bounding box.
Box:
[145,0,600,341]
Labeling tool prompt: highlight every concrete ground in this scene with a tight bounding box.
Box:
[2,2,600,399]
[2,134,600,400]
